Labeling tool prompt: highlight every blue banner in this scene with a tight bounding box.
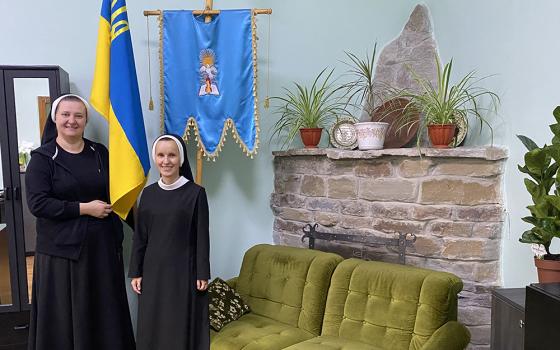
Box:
[162,9,258,158]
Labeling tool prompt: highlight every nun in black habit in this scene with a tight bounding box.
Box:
[129,134,210,350]
[26,94,135,350]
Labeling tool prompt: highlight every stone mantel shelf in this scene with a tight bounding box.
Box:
[273,146,509,161]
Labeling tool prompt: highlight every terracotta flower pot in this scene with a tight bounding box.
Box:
[427,124,456,148]
[535,257,560,283]
[299,128,323,148]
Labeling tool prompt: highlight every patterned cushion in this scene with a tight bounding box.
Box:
[208,277,251,331]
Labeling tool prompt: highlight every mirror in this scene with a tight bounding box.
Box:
[13,77,50,302]
[0,144,13,306]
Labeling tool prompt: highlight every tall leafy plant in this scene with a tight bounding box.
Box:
[270,68,347,149]
[518,107,560,259]
[396,56,500,147]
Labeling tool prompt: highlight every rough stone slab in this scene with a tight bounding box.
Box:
[433,160,505,177]
[269,193,307,209]
[354,160,393,177]
[341,201,371,217]
[473,222,503,239]
[328,177,358,199]
[326,159,357,175]
[373,218,425,234]
[407,234,442,257]
[314,212,339,227]
[459,306,491,326]
[360,178,418,202]
[428,221,474,238]
[306,198,341,213]
[420,179,500,205]
[273,218,306,234]
[273,146,509,161]
[371,202,412,220]
[398,159,433,177]
[273,231,307,248]
[466,325,491,346]
[454,205,505,222]
[410,205,452,220]
[340,216,374,229]
[442,238,500,261]
[301,175,326,197]
[274,207,314,223]
[474,261,500,283]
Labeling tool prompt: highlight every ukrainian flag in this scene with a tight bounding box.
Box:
[90,0,150,219]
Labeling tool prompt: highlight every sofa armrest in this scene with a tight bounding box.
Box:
[226,276,238,289]
[421,321,470,350]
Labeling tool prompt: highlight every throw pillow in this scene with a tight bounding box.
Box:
[208,277,250,331]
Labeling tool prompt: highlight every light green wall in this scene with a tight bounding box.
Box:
[2,0,555,295]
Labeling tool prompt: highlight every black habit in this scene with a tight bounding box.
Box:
[129,179,210,350]
[25,139,135,350]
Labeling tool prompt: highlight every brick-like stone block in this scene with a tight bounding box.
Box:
[420,179,500,205]
[354,160,392,177]
[273,231,307,248]
[270,193,306,208]
[276,207,313,222]
[328,177,357,199]
[411,205,452,220]
[275,174,302,194]
[306,198,341,213]
[428,221,474,237]
[454,205,505,222]
[341,201,371,217]
[360,178,417,202]
[281,156,328,175]
[474,261,500,283]
[433,160,504,177]
[301,175,326,197]
[326,159,356,175]
[273,218,305,234]
[473,222,503,239]
[371,202,412,219]
[315,212,339,227]
[373,218,424,234]
[442,238,500,260]
[340,215,373,229]
[408,234,442,257]
[459,306,491,326]
[466,325,491,346]
[398,159,432,177]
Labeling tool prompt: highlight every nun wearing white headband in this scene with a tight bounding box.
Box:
[25,94,135,350]
[129,134,210,350]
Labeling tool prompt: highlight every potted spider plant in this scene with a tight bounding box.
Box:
[341,44,389,150]
[518,107,560,282]
[270,68,346,149]
[396,56,500,148]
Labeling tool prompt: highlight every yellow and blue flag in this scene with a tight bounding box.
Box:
[90,0,150,219]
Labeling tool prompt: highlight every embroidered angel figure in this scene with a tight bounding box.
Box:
[198,49,219,96]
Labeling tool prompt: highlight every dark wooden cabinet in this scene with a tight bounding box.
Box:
[525,283,560,350]
[0,66,69,347]
[491,288,525,350]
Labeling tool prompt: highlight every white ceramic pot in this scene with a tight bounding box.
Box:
[354,122,389,150]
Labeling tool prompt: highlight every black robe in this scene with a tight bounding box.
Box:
[129,180,210,350]
[26,141,135,350]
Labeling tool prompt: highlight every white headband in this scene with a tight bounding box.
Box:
[51,94,90,121]
[151,135,185,166]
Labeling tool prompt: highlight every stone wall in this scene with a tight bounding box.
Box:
[271,147,508,350]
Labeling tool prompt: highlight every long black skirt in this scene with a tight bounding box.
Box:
[28,220,135,350]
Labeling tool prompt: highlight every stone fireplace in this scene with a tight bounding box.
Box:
[270,146,507,350]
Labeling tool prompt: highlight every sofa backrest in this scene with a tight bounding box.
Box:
[321,258,463,350]
[235,244,343,335]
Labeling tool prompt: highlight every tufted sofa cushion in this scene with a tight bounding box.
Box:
[235,244,343,336]
[210,313,314,350]
[283,335,384,350]
[315,258,468,350]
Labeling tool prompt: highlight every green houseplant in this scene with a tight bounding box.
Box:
[270,68,347,149]
[396,56,500,148]
[518,107,560,282]
[340,44,391,150]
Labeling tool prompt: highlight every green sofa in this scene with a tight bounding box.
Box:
[210,244,470,350]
